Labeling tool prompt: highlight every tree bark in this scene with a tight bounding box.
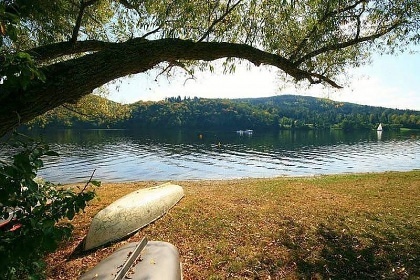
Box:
[0,38,338,137]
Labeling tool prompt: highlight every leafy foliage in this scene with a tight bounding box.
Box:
[0,133,99,279]
[0,3,46,97]
[0,3,19,46]
[0,51,46,94]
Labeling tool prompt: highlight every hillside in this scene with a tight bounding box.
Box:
[28,94,131,129]
[237,95,414,120]
[30,95,420,131]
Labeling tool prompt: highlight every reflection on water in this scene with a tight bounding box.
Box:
[2,129,419,183]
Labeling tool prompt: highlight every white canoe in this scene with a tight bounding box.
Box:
[84,183,184,251]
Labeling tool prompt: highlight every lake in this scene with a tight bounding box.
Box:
[3,128,419,183]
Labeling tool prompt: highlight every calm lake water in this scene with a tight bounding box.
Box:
[3,129,420,183]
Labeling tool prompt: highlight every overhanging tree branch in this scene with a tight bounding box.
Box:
[28,38,316,83]
[28,40,117,62]
[1,38,345,136]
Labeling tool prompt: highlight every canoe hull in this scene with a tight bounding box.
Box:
[79,241,182,280]
[84,183,184,251]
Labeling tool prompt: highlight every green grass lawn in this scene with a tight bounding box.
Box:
[46,171,419,279]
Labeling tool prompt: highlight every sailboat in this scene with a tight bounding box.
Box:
[377,123,383,131]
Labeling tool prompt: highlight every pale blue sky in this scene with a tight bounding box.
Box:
[107,49,420,111]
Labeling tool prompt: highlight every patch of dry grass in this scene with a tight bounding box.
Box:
[46,171,420,279]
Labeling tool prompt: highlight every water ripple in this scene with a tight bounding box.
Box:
[1,129,418,183]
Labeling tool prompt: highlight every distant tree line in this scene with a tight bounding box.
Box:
[234,95,420,130]
[28,95,420,131]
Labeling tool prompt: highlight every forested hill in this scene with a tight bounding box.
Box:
[236,95,414,118]
[230,95,419,130]
[32,95,420,131]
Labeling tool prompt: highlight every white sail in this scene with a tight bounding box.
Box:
[377,123,383,131]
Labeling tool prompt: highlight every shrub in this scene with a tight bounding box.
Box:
[0,133,99,279]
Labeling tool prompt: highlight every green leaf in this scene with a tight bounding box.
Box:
[17,52,32,60]
[41,219,55,230]
[32,159,43,169]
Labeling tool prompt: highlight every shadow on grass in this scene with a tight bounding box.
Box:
[289,223,419,279]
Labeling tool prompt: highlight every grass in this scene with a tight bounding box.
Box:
[46,171,419,279]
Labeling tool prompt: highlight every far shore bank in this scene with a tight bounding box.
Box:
[46,171,419,279]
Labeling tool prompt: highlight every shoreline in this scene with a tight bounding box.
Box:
[56,169,420,185]
[46,171,420,279]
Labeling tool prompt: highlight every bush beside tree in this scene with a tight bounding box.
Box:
[0,133,99,279]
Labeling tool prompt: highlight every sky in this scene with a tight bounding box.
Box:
[107,49,420,111]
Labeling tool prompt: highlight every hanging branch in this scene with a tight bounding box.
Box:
[293,21,404,66]
[140,26,162,39]
[198,0,242,42]
[290,0,368,61]
[70,0,99,44]
[153,60,194,82]
[141,1,176,39]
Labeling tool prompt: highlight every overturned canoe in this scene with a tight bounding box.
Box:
[79,239,182,280]
[84,183,184,251]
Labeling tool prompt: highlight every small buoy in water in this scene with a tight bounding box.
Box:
[199,134,203,139]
